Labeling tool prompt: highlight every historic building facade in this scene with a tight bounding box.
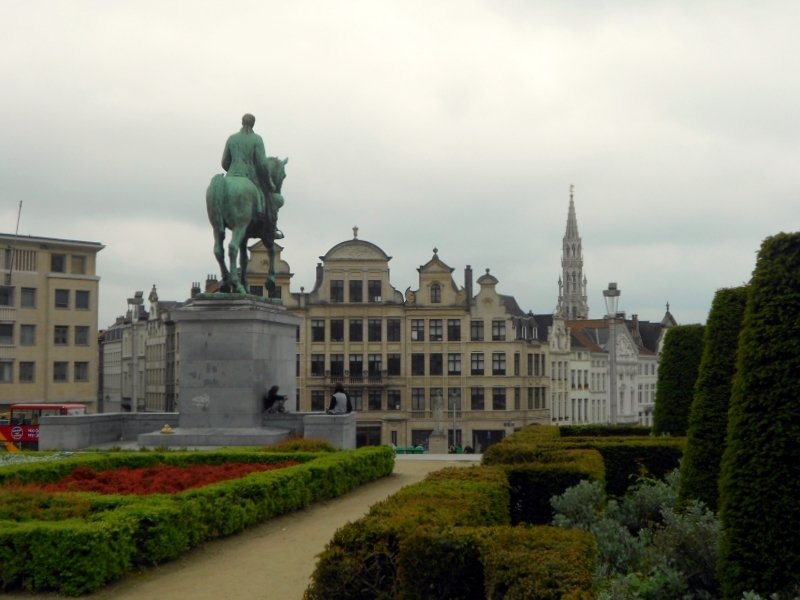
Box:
[246,233,551,450]
[0,233,104,412]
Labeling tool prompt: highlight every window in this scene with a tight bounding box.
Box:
[430,353,443,376]
[21,288,36,308]
[429,319,443,341]
[368,390,382,410]
[2,249,10,269]
[349,354,363,375]
[492,320,506,341]
[471,320,484,341]
[74,361,89,382]
[53,361,69,382]
[411,353,425,376]
[391,430,398,445]
[311,320,325,342]
[412,388,425,410]
[351,389,363,411]
[51,253,66,273]
[349,280,363,303]
[0,361,12,383]
[514,353,520,376]
[330,319,344,342]
[71,255,86,275]
[387,390,401,410]
[249,285,264,296]
[310,354,325,376]
[471,353,484,375]
[311,390,326,411]
[471,388,485,410]
[447,319,461,341]
[20,324,35,346]
[527,354,533,376]
[368,319,382,342]
[492,388,507,410]
[411,320,425,341]
[368,354,382,376]
[387,354,401,376]
[527,387,534,409]
[0,287,12,307]
[0,324,13,345]
[55,289,69,309]
[54,326,69,345]
[268,286,282,300]
[448,388,462,410]
[368,280,382,302]
[19,362,35,383]
[75,326,89,346]
[330,280,344,302]
[430,283,441,303]
[492,352,506,375]
[296,354,300,376]
[387,319,401,342]
[349,319,363,342]
[448,353,461,375]
[514,387,521,410]
[330,354,344,376]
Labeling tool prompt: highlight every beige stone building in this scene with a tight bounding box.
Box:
[245,233,551,450]
[0,233,104,411]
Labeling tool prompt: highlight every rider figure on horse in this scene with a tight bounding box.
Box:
[221,113,284,240]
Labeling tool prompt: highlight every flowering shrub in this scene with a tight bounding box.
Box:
[28,462,297,495]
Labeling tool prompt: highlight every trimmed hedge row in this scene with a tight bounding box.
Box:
[0,447,394,595]
[560,425,652,437]
[306,466,596,600]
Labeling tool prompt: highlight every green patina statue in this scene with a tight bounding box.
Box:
[206,113,288,295]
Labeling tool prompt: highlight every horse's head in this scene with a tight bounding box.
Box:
[268,157,288,193]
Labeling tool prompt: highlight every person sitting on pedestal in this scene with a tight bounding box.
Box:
[264,385,287,414]
[327,383,351,414]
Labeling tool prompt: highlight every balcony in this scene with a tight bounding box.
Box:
[0,306,16,322]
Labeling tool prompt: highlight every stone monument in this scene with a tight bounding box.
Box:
[428,389,448,454]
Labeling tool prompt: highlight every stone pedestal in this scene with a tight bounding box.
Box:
[138,294,301,447]
[428,431,448,454]
[304,413,357,450]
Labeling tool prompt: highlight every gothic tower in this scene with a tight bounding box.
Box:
[558,185,589,319]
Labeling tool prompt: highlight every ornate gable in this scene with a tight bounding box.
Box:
[323,240,390,262]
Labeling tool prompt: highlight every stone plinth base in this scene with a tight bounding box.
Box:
[303,413,357,450]
[138,426,289,448]
[428,432,448,454]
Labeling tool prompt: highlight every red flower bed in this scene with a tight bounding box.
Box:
[33,462,298,495]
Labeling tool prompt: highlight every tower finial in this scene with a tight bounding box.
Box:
[353,225,358,239]
[570,184,574,200]
[666,301,670,313]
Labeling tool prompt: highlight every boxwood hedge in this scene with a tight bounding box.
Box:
[0,446,394,595]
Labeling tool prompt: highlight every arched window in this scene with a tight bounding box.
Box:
[431,283,441,303]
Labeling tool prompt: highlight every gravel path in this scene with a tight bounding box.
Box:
[0,459,469,600]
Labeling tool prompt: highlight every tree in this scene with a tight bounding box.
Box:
[678,286,748,512]
[718,233,800,598]
[652,324,705,437]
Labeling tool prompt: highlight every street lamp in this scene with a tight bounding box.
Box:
[127,292,144,413]
[603,283,621,425]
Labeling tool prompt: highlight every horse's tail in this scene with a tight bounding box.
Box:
[207,174,226,228]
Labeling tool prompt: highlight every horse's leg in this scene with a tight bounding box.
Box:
[265,240,277,294]
[227,226,248,294]
[213,227,230,288]
[239,236,249,292]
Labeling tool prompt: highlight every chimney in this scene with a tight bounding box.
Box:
[315,262,324,287]
[191,282,201,298]
[205,274,218,292]
[464,265,473,309]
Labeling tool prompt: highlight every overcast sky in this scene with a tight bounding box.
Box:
[1,0,798,329]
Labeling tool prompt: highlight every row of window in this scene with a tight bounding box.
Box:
[0,324,91,346]
[329,280,383,303]
[0,361,89,383]
[0,286,91,310]
[307,319,510,343]
[307,351,527,377]
[2,250,88,275]
[308,386,549,412]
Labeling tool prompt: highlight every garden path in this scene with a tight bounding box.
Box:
[0,458,471,600]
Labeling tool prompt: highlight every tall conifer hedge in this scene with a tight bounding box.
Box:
[677,286,748,511]
[652,324,705,437]
[718,233,800,598]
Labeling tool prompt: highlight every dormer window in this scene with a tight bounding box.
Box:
[431,283,441,303]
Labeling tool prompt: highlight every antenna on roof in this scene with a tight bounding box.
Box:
[5,201,22,286]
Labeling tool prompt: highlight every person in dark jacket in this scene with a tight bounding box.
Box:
[263,385,287,414]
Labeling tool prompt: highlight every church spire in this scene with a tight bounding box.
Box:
[558,185,589,320]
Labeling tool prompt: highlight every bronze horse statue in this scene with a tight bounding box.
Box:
[206,156,288,294]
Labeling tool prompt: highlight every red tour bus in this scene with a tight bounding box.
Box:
[0,403,87,451]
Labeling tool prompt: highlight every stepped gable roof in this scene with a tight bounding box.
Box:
[321,239,391,262]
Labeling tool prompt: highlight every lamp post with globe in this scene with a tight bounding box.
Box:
[603,283,621,425]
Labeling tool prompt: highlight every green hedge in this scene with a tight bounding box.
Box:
[305,466,596,600]
[718,233,800,599]
[652,324,706,436]
[0,447,394,595]
[560,425,652,437]
[678,286,748,511]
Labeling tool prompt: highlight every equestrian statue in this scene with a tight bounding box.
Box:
[206,113,288,295]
